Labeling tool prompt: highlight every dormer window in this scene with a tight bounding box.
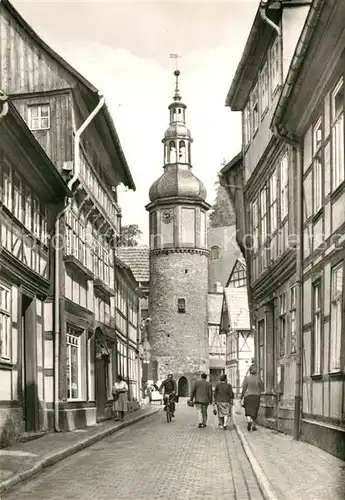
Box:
[28,104,50,131]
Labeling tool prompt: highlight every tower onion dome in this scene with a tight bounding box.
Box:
[149,70,207,203]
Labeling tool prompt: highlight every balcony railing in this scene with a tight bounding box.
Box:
[79,148,121,233]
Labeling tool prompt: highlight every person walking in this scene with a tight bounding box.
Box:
[112,375,128,421]
[189,373,212,428]
[214,374,234,430]
[240,365,264,431]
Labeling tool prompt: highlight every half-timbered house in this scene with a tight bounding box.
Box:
[208,291,226,387]
[0,99,70,441]
[224,1,311,434]
[0,0,137,430]
[271,0,345,459]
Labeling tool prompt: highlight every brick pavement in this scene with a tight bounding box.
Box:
[233,401,345,500]
[3,399,264,500]
[0,406,158,495]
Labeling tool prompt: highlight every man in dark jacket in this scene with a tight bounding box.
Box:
[160,374,177,417]
[189,373,212,428]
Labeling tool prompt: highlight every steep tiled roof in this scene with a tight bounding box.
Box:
[208,293,223,325]
[116,247,150,283]
[224,287,250,331]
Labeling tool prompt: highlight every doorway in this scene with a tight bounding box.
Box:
[21,296,38,432]
[178,376,188,397]
[95,328,111,419]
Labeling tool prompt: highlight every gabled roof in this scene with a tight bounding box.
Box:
[226,257,247,287]
[116,247,150,284]
[223,287,250,331]
[1,99,71,201]
[1,0,135,191]
[208,293,223,325]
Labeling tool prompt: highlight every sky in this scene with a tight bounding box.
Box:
[13,0,259,243]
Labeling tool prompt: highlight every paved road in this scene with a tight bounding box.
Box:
[4,401,263,500]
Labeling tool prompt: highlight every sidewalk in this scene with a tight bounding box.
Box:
[0,405,159,495]
[232,401,345,500]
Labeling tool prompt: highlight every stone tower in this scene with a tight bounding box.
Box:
[146,70,210,393]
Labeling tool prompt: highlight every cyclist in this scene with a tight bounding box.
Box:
[160,373,177,417]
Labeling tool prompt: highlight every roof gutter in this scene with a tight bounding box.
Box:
[271,0,326,131]
[260,5,281,35]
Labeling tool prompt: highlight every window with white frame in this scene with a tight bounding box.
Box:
[13,172,23,223]
[1,163,48,244]
[65,210,86,265]
[251,200,259,252]
[260,187,267,245]
[269,170,278,233]
[270,36,281,95]
[280,153,289,220]
[330,264,343,371]
[312,117,323,213]
[251,83,259,134]
[279,293,287,357]
[94,238,110,285]
[290,286,297,354]
[243,103,251,147]
[0,284,11,360]
[28,104,50,131]
[260,61,269,115]
[3,163,12,211]
[312,281,322,375]
[331,78,344,190]
[66,326,82,400]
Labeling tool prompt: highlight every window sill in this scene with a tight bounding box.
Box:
[64,255,94,281]
[0,360,14,370]
[328,370,343,378]
[261,107,269,122]
[331,180,345,200]
[311,373,322,380]
[94,279,115,298]
[312,208,323,224]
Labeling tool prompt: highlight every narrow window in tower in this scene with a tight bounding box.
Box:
[178,298,186,313]
[169,141,177,163]
[179,140,186,162]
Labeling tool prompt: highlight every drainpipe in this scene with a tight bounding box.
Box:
[293,146,303,441]
[259,5,281,36]
[272,126,303,440]
[53,95,105,432]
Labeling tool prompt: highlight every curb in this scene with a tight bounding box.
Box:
[233,419,279,500]
[0,408,159,495]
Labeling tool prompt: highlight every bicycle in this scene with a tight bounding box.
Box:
[164,393,176,423]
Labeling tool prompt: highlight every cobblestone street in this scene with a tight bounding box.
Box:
[3,401,263,500]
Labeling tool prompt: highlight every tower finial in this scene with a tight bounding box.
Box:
[173,69,181,101]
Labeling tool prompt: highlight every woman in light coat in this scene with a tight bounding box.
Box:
[240,366,264,431]
[112,375,128,421]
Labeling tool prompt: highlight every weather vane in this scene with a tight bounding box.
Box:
[169,53,181,71]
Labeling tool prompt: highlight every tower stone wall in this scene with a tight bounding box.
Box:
[149,250,209,382]
[146,70,210,392]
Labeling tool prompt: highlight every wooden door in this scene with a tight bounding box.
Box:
[96,358,107,418]
[21,296,38,432]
